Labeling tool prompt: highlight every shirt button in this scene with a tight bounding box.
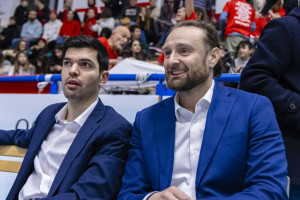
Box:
[49,145,54,150]
[289,102,296,110]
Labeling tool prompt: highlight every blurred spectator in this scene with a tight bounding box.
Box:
[219,42,232,73]
[102,0,129,19]
[251,16,267,43]
[35,54,48,74]
[229,40,253,73]
[148,0,161,20]
[34,0,50,25]
[136,7,158,45]
[123,39,148,61]
[42,10,62,50]
[83,8,98,37]
[157,0,174,47]
[84,0,99,21]
[127,24,148,51]
[193,0,212,18]
[120,0,142,26]
[11,10,42,49]
[98,26,130,68]
[219,0,255,59]
[57,10,81,44]
[260,0,296,16]
[8,51,35,75]
[194,6,206,21]
[14,0,29,26]
[267,0,286,20]
[3,39,28,64]
[58,0,81,23]
[0,17,20,50]
[90,7,115,36]
[100,28,112,38]
[0,50,12,75]
[27,38,48,66]
[48,43,63,74]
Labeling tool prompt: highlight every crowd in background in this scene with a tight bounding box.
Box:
[0,0,287,77]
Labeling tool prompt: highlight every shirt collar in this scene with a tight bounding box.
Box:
[174,80,215,121]
[55,98,99,127]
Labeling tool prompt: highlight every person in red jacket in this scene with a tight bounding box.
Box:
[98,26,130,69]
[56,10,81,44]
[219,0,255,59]
[83,8,98,37]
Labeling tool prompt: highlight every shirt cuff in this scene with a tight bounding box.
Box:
[143,191,159,200]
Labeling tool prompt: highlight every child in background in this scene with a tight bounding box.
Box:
[8,51,35,75]
[47,44,63,74]
[229,40,253,74]
[35,54,48,74]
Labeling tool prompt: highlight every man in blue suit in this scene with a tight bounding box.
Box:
[117,21,288,200]
[240,7,300,200]
[0,35,132,199]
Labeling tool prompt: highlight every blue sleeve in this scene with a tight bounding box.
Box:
[34,22,43,38]
[251,22,256,32]
[219,11,228,31]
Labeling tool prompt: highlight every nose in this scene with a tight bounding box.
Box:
[69,63,80,76]
[165,51,180,68]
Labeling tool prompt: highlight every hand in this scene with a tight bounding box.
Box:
[235,65,243,73]
[0,35,4,40]
[149,186,195,200]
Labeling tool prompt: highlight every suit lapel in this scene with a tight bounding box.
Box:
[48,99,106,196]
[156,97,176,190]
[195,82,236,188]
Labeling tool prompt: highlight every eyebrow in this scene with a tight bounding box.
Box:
[162,43,192,51]
[63,58,94,62]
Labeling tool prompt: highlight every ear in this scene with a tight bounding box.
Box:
[99,70,109,87]
[208,47,221,69]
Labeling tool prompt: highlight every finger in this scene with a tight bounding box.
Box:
[170,187,192,200]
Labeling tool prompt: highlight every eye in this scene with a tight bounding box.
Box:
[164,50,171,58]
[179,48,190,55]
[81,62,91,68]
[63,60,72,67]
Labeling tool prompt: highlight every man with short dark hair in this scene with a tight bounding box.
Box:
[117,20,288,200]
[0,35,132,199]
[11,10,43,49]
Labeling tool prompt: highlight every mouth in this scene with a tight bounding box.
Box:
[66,79,80,88]
[168,69,186,78]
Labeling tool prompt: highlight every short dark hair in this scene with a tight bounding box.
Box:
[170,20,223,78]
[62,35,109,72]
[234,40,253,58]
[129,24,141,33]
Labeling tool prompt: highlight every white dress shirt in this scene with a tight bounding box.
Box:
[19,99,98,200]
[171,80,214,198]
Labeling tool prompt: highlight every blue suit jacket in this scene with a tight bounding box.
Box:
[117,82,288,200]
[240,8,300,186]
[0,99,132,200]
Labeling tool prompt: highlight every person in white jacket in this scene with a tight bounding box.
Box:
[42,10,62,43]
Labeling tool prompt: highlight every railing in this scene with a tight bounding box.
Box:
[0,74,241,97]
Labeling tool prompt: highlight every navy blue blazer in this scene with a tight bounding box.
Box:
[0,99,132,200]
[117,82,288,200]
[240,8,300,186]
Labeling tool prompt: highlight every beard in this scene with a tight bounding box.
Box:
[165,63,210,92]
